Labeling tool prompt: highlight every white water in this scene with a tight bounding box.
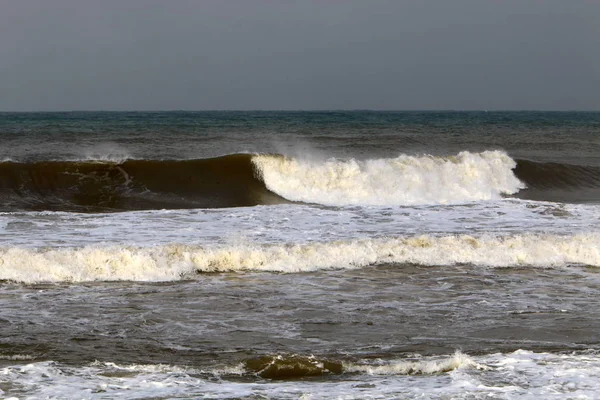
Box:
[253,151,525,206]
[1,233,599,283]
[1,195,599,283]
[343,351,482,375]
[2,350,600,399]
[2,199,598,248]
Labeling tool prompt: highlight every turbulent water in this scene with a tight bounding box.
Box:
[1,111,600,399]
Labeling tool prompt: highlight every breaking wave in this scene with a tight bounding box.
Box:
[253,150,524,206]
[1,151,599,211]
[238,351,478,379]
[2,233,599,283]
[4,350,599,398]
[0,154,286,212]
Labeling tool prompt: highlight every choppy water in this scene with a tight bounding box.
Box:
[1,111,600,399]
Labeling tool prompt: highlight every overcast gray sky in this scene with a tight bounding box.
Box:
[1,0,599,111]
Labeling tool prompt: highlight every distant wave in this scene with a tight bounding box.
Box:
[1,151,599,211]
[2,233,599,283]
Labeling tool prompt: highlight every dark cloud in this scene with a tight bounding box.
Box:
[1,0,599,110]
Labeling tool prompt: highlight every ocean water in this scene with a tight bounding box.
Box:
[1,111,600,399]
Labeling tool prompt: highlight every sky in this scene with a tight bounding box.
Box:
[1,0,599,111]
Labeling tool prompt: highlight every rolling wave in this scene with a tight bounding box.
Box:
[253,150,524,206]
[514,159,600,203]
[0,154,286,212]
[0,151,599,211]
[2,233,599,283]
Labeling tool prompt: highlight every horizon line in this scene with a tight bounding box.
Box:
[1,109,599,113]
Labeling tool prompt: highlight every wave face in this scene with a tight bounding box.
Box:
[0,154,286,212]
[515,160,600,189]
[514,159,600,203]
[2,151,600,211]
[2,233,599,283]
[253,150,524,206]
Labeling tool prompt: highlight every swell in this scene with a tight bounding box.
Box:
[514,159,600,203]
[2,153,600,212]
[0,154,287,212]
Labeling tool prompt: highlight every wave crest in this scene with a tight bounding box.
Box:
[2,233,599,283]
[2,150,600,211]
[253,151,524,206]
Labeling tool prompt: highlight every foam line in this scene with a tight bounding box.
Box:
[1,233,599,283]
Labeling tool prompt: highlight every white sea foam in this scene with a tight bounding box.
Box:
[253,150,525,206]
[0,354,35,361]
[3,200,599,249]
[344,351,482,375]
[1,233,599,283]
[2,350,600,399]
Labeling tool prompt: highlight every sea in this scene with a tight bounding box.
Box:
[1,111,600,399]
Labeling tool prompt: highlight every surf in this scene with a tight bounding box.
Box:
[2,233,599,283]
[2,150,600,212]
[253,150,524,206]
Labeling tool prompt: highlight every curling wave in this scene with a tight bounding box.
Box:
[0,154,286,212]
[514,159,600,203]
[1,233,599,283]
[2,151,600,211]
[253,150,524,206]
